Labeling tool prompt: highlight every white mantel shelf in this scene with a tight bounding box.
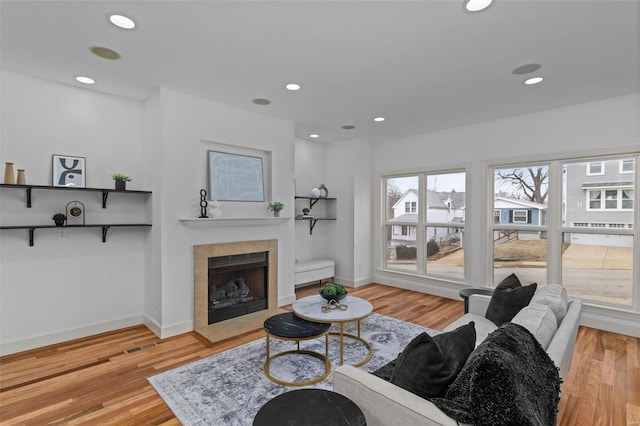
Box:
[180,217,291,227]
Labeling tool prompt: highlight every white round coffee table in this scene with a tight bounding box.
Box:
[292,295,373,367]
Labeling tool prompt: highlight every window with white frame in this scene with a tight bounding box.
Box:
[383,169,466,281]
[512,210,529,223]
[492,154,636,308]
[587,188,634,210]
[405,201,416,213]
[620,158,635,173]
[494,210,501,223]
[587,161,604,175]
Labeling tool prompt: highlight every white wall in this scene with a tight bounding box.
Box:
[0,73,298,353]
[144,88,296,337]
[1,71,147,354]
[372,93,640,336]
[326,138,374,286]
[293,138,332,263]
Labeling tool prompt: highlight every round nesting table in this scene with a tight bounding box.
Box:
[253,389,366,426]
[292,295,373,367]
[263,312,331,387]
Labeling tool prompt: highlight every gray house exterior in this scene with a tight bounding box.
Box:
[564,158,635,247]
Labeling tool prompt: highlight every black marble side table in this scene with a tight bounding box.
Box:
[263,312,331,387]
[459,288,494,313]
[253,389,366,426]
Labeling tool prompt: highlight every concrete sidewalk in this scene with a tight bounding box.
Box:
[562,244,633,269]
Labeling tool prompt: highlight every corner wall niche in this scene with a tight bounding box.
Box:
[194,239,282,343]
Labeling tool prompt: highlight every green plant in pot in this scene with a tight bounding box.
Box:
[111,173,131,191]
[52,213,66,227]
[267,201,285,217]
[320,282,348,302]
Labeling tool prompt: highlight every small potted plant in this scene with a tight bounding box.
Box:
[52,213,66,227]
[267,201,285,217]
[111,173,131,191]
[302,207,312,218]
[320,282,348,302]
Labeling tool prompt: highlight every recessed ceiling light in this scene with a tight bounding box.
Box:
[90,46,121,60]
[109,14,136,30]
[252,98,271,105]
[75,76,95,84]
[512,63,542,75]
[309,134,320,138]
[341,125,356,130]
[524,76,544,85]
[464,0,493,12]
[373,117,385,122]
[285,83,301,91]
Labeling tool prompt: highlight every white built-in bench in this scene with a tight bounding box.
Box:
[295,259,335,286]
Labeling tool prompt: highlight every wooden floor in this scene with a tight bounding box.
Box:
[1,283,638,425]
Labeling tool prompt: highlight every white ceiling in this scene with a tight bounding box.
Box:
[1,0,638,143]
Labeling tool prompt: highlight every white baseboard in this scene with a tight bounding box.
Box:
[580,305,640,338]
[143,314,193,339]
[279,293,296,306]
[331,276,372,288]
[0,315,144,356]
[373,271,463,301]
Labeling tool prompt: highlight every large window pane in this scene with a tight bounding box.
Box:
[493,232,547,286]
[425,226,464,280]
[386,176,419,221]
[565,158,634,228]
[385,225,417,273]
[494,166,549,227]
[562,233,633,306]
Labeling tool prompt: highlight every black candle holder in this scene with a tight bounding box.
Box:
[199,189,208,218]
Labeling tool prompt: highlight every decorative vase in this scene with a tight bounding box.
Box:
[4,162,15,184]
[273,211,280,217]
[115,180,126,191]
[54,219,65,227]
[16,169,25,185]
[311,187,321,198]
[319,289,348,303]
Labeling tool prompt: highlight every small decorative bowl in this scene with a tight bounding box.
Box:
[319,289,348,303]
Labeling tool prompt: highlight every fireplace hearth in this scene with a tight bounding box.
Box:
[194,239,281,344]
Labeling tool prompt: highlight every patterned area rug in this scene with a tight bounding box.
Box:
[148,313,436,426]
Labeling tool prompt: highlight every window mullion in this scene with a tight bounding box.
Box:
[547,161,562,284]
[416,173,426,275]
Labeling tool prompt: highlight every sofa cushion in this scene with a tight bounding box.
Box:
[443,314,496,348]
[511,303,558,349]
[485,273,537,326]
[530,284,569,325]
[389,322,476,400]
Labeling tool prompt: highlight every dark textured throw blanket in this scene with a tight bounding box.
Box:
[431,323,561,426]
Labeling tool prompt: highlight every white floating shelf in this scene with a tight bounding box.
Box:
[180,217,291,227]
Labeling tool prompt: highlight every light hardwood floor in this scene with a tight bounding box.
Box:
[1,283,638,425]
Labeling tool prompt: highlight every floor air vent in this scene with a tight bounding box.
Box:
[123,342,157,354]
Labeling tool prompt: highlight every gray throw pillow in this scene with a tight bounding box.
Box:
[485,273,537,326]
[389,322,476,400]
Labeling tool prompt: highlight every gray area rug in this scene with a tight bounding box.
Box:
[148,313,435,426]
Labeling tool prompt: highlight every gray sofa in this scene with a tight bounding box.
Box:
[333,290,583,426]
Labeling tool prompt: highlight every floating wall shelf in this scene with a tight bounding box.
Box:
[0,183,151,208]
[0,183,152,246]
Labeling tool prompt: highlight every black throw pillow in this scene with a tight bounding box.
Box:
[485,273,537,326]
[389,322,476,400]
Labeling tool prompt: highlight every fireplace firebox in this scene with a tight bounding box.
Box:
[194,239,280,344]
[208,252,268,324]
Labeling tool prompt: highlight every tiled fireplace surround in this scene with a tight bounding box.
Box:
[194,239,282,343]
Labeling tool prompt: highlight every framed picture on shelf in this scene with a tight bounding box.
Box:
[52,154,86,187]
